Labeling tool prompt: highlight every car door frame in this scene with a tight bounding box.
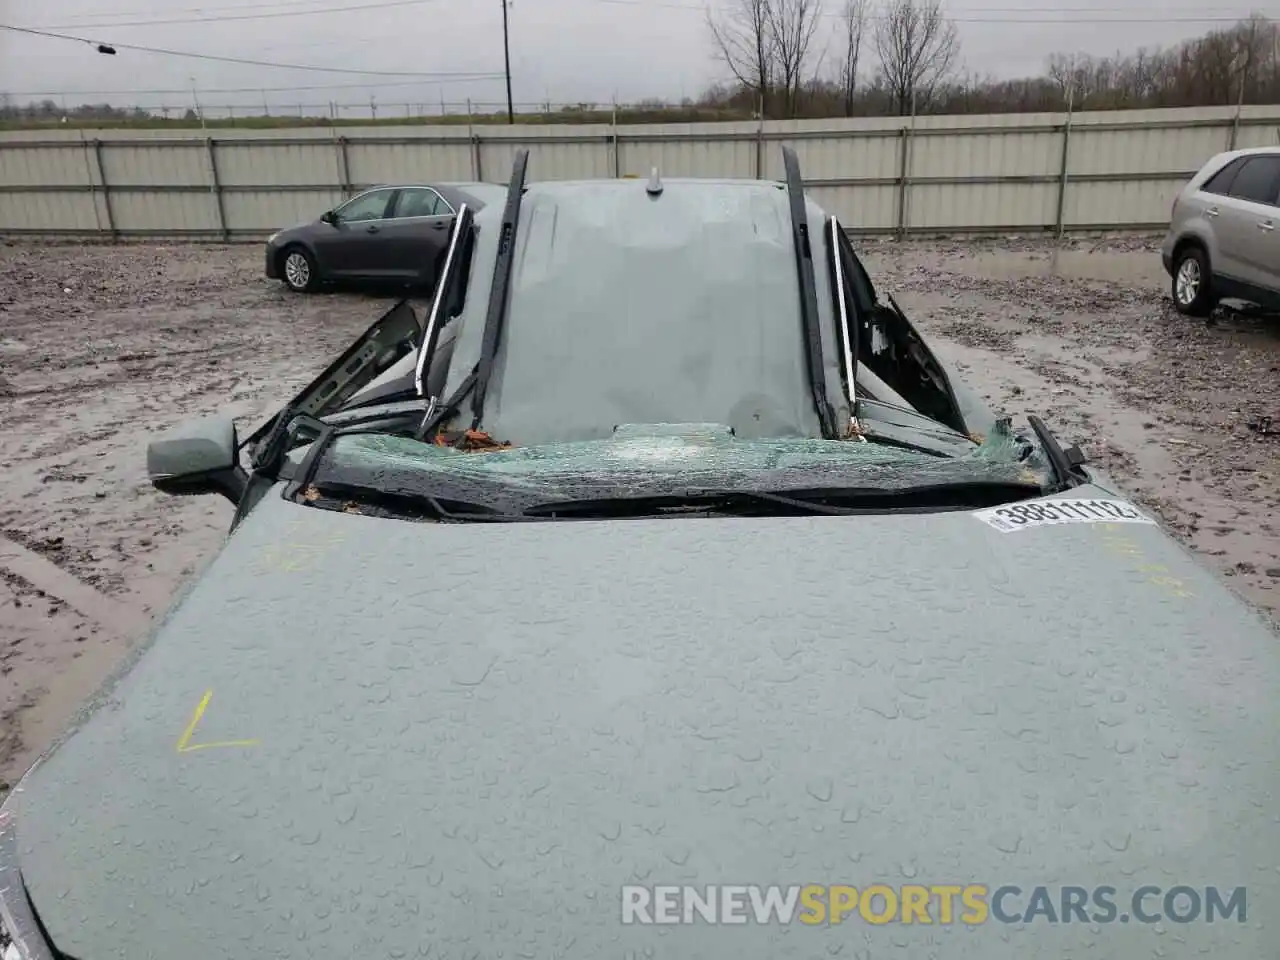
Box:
[380,186,458,284]
[1213,154,1280,297]
[1187,155,1245,279]
[313,186,399,278]
[825,218,969,435]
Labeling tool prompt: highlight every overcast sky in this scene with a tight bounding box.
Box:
[0,0,1270,116]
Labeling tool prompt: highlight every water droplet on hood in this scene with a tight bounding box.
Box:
[992,832,1022,854]
[807,778,834,802]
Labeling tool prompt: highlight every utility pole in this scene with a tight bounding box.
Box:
[501,0,514,124]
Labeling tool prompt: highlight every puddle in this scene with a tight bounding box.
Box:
[951,249,1169,290]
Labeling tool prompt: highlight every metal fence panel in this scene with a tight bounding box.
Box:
[912,128,1060,179]
[1069,124,1226,177]
[780,132,900,181]
[0,191,102,231]
[1064,178,1186,228]
[0,144,94,187]
[910,181,1058,229]
[222,189,346,234]
[214,140,341,187]
[1234,122,1280,149]
[106,190,221,234]
[99,142,207,188]
[808,184,898,232]
[620,136,754,179]
[3,105,1280,238]
[345,139,474,185]
[477,138,611,182]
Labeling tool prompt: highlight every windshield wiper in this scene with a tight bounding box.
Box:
[524,480,1044,520]
[853,429,969,459]
[783,145,838,440]
[470,148,529,431]
[1028,414,1087,492]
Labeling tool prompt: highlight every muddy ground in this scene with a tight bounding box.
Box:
[2,236,1279,791]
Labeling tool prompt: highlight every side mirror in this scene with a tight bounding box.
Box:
[147,414,247,505]
[320,210,338,224]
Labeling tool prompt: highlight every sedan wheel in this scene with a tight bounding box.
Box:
[282,248,319,293]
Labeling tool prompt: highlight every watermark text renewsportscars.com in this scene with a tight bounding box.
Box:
[620,884,1247,926]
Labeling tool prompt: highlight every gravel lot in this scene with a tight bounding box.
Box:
[2,235,1279,790]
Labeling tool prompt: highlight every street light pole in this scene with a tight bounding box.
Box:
[501,0,514,124]
[190,76,206,131]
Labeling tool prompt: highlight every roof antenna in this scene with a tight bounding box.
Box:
[646,166,664,196]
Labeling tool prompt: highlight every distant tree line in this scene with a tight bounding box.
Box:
[1,10,1277,127]
[0,97,168,122]
[705,3,1280,118]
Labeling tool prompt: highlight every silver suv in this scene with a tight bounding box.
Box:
[1162,146,1280,316]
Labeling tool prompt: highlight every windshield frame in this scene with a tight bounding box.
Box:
[415,203,475,398]
[824,214,860,433]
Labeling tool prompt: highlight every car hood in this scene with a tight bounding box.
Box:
[270,220,320,241]
[12,485,1279,959]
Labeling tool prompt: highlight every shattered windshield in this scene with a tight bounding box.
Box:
[300,423,1050,520]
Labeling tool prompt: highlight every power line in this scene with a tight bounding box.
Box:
[21,0,1270,28]
[0,24,505,78]
[28,0,388,22]
[931,14,1272,22]
[953,4,1268,9]
[33,0,441,31]
[2,78,491,98]
[31,0,1271,19]
[593,0,1272,20]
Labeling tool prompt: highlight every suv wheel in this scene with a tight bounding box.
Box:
[1172,246,1217,317]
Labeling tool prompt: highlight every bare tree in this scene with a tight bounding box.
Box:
[1046,52,1073,104]
[769,0,824,117]
[1231,14,1269,106]
[838,0,869,116]
[708,0,775,117]
[1047,52,1094,108]
[873,0,959,116]
[1205,37,1238,102]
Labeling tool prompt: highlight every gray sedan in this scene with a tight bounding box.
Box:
[264,182,503,292]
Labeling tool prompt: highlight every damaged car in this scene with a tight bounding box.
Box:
[2,148,1277,960]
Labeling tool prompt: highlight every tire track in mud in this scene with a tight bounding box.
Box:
[0,535,148,637]
[0,241,404,786]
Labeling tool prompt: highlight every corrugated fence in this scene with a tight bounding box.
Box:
[1,104,1278,239]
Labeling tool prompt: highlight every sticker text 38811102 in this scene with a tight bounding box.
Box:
[973,498,1156,533]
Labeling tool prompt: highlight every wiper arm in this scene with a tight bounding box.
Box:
[411,151,528,444]
[303,480,532,523]
[470,148,530,430]
[854,429,966,459]
[1028,414,1087,492]
[783,145,838,440]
